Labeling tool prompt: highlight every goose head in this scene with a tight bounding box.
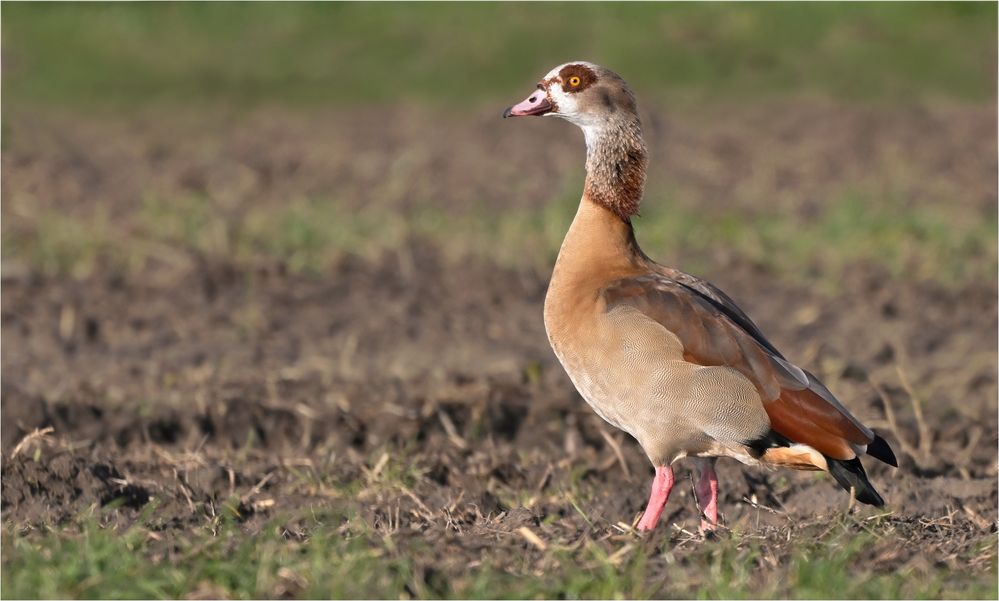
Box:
[503,62,639,133]
[504,62,648,221]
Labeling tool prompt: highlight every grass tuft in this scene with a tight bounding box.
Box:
[4,512,995,599]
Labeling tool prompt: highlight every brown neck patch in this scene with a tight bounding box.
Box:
[583,119,648,222]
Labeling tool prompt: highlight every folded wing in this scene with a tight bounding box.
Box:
[601,273,875,460]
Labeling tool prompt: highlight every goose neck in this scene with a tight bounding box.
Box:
[582,117,648,222]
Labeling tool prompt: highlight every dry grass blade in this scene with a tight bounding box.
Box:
[58,304,75,342]
[437,410,468,450]
[960,504,992,530]
[607,543,634,565]
[896,365,934,461]
[517,526,548,551]
[598,428,631,479]
[534,463,554,493]
[612,521,635,534]
[741,495,785,516]
[241,472,275,503]
[176,477,197,514]
[397,484,434,520]
[369,452,390,480]
[954,426,984,469]
[870,377,923,464]
[10,427,55,458]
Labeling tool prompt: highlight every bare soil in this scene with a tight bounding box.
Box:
[2,103,996,589]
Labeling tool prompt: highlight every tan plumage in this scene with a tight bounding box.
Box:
[505,61,896,531]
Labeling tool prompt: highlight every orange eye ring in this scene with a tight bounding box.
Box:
[568,76,581,87]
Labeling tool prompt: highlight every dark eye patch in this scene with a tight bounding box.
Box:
[557,64,597,93]
[599,89,615,111]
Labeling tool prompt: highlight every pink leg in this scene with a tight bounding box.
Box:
[637,465,675,531]
[695,461,719,532]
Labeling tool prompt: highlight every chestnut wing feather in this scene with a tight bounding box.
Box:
[602,274,874,459]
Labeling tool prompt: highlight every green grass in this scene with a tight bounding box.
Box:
[4,509,995,599]
[5,183,995,289]
[4,3,995,113]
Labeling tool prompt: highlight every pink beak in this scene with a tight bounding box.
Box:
[503,87,554,118]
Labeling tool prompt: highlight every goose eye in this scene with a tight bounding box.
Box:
[568,76,581,87]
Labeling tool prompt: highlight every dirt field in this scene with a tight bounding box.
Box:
[2,103,997,597]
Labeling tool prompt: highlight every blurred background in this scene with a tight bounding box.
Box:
[4,2,996,283]
[3,4,997,599]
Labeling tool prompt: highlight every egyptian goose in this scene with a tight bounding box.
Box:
[504,62,897,532]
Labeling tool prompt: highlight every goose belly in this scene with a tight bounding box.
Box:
[545,306,770,463]
[550,341,697,442]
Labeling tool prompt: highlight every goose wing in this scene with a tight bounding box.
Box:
[601,273,877,460]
